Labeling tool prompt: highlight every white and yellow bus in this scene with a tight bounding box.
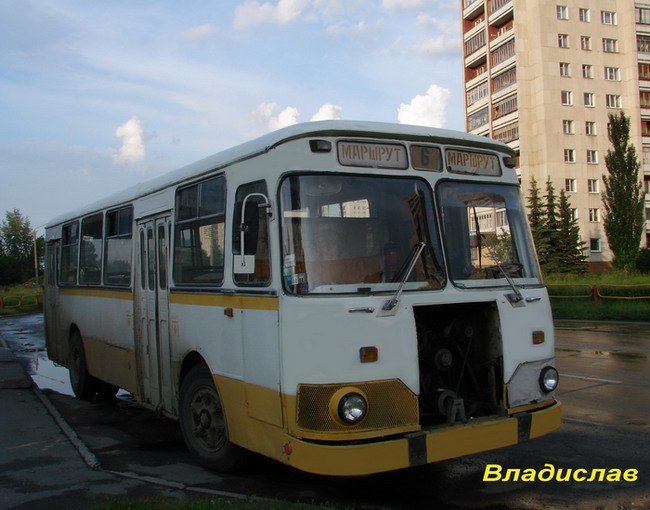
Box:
[44,121,561,476]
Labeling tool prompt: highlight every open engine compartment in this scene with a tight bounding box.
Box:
[414,302,505,426]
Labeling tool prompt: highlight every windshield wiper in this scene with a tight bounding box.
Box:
[378,242,426,317]
[471,207,523,304]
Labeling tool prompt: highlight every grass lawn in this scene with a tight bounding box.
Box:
[545,271,650,321]
[0,284,43,315]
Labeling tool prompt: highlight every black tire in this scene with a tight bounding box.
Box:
[69,330,102,399]
[97,381,119,400]
[179,364,246,472]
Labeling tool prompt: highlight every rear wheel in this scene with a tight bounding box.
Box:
[69,330,101,399]
[179,364,246,472]
[69,330,118,400]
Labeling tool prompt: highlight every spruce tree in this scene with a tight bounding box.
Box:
[542,178,563,273]
[526,177,549,259]
[557,189,588,273]
[602,111,645,271]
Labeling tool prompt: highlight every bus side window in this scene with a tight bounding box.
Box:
[173,175,226,286]
[60,222,79,284]
[233,180,271,286]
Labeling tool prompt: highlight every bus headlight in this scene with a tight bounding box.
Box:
[338,392,368,424]
[539,366,559,393]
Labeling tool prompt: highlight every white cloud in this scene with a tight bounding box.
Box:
[113,116,146,165]
[310,104,342,121]
[414,13,459,57]
[381,0,439,9]
[253,102,301,131]
[253,102,342,131]
[174,24,216,40]
[234,0,310,29]
[397,84,450,128]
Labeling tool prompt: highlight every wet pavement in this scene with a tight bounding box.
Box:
[1,313,650,509]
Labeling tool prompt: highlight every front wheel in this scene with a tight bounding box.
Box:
[179,364,246,472]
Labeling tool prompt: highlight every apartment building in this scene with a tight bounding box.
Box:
[461,0,650,267]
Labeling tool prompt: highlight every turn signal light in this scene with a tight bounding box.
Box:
[532,331,545,344]
[359,346,378,363]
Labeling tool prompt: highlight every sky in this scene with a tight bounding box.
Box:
[0,0,464,230]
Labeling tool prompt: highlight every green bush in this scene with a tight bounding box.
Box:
[636,248,650,273]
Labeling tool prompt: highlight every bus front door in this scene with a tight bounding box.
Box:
[135,215,173,412]
[44,240,60,361]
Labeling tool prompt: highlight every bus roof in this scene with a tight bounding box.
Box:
[45,120,514,229]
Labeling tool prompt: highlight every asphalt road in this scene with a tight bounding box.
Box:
[1,313,649,509]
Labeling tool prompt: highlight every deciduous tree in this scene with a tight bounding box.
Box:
[602,111,645,271]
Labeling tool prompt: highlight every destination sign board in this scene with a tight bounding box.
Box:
[338,141,408,169]
[445,149,501,176]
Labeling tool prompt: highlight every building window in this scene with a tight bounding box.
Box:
[587,150,598,163]
[557,5,568,20]
[640,91,650,108]
[601,11,617,25]
[565,178,576,192]
[492,94,518,119]
[558,34,570,48]
[465,29,486,56]
[579,8,590,22]
[563,119,574,134]
[604,67,620,81]
[588,179,600,193]
[561,90,573,105]
[582,64,593,78]
[603,38,618,53]
[491,66,516,92]
[586,121,596,135]
[560,62,571,76]
[491,38,515,66]
[584,92,595,107]
[580,36,591,50]
[589,208,600,222]
[642,120,650,136]
[590,238,602,252]
[570,209,578,221]
[638,35,650,53]
[606,94,621,108]
[637,7,650,24]
[493,122,519,143]
[564,149,576,163]
[640,63,650,80]
[468,107,489,131]
[466,81,489,106]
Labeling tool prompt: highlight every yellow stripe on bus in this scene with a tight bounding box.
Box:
[58,287,134,300]
[169,292,279,311]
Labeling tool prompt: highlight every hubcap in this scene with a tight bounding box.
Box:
[190,386,226,452]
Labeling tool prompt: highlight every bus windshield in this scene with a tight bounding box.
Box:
[437,181,541,288]
[280,174,445,294]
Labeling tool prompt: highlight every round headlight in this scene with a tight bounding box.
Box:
[338,392,367,424]
[539,366,559,393]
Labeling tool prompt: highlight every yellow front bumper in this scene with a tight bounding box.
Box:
[279,401,562,476]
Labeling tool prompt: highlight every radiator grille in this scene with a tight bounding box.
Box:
[296,379,419,434]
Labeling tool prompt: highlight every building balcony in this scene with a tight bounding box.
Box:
[489,0,513,27]
[465,46,488,69]
[463,0,485,21]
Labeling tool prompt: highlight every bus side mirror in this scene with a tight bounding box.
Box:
[234,193,270,274]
